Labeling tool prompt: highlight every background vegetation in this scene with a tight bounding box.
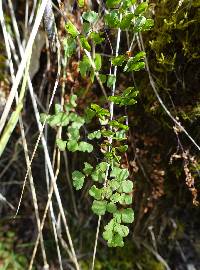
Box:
[0,0,200,269]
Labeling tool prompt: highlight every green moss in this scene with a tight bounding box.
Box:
[79,241,166,270]
[0,230,29,270]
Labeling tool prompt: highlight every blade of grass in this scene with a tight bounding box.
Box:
[0,0,49,134]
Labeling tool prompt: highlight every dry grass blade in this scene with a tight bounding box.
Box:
[2,2,49,266]
[0,0,49,134]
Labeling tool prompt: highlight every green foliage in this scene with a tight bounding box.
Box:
[77,0,84,7]
[41,0,154,249]
[105,11,120,28]
[72,170,85,190]
[0,231,29,270]
[111,55,126,66]
[134,2,148,16]
[108,87,139,106]
[106,0,121,8]
[82,11,98,24]
[107,75,116,88]
[63,37,76,57]
[80,36,91,51]
[88,130,101,140]
[40,95,93,153]
[65,21,80,38]
[124,52,146,72]
[89,32,105,45]
[92,200,107,215]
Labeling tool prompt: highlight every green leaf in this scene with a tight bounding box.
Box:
[113,211,122,223]
[72,170,85,190]
[120,13,134,30]
[67,140,79,152]
[99,74,107,83]
[108,90,138,106]
[109,179,120,191]
[101,129,114,138]
[122,0,136,9]
[94,54,102,71]
[91,168,105,182]
[40,113,50,123]
[121,180,133,193]
[110,167,129,182]
[107,202,117,213]
[64,103,73,114]
[102,186,113,199]
[122,87,139,100]
[84,107,96,123]
[134,16,147,32]
[89,185,102,200]
[78,0,84,7]
[131,51,146,62]
[68,113,78,122]
[103,219,126,247]
[69,94,77,107]
[134,2,148,16]
[114,223,129,237]
[48,112,69,127]
[109,120,129,131]
[125,61,145,72]
[103,219,115,241]
[109,233,124,247]
[78,142,93,153]
[108,96,137,107]
[88,130,101,140]
[116,145,128,153]
[83,22,91,34]
[63,37,76,57]
[92,200,107,215]
[105,11,120,28]
[119,194,132,205]
[107,75,116,88]
[79,55,91,77]
[141,18,154,31]
[124,52,146,72]
[91,104,110,118]
[56,139,67,151]
[90,32,105,45]
[60,113,70,126]
[121,208,134,223]
[111,55,126,66]
[71,116,85,128]
[91,162,107,182]
[83,162,93,175]
[67,126,80,140]
[110,167,122,178]
[99,117,109,126]
[110,192,121,203]
[55,104,62,114]
[106,0,121,8]
[82,11,98,23]
[114,130,127,141]
[99,162,108,172]
[66,21,80,38]
[80,36,91,51]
